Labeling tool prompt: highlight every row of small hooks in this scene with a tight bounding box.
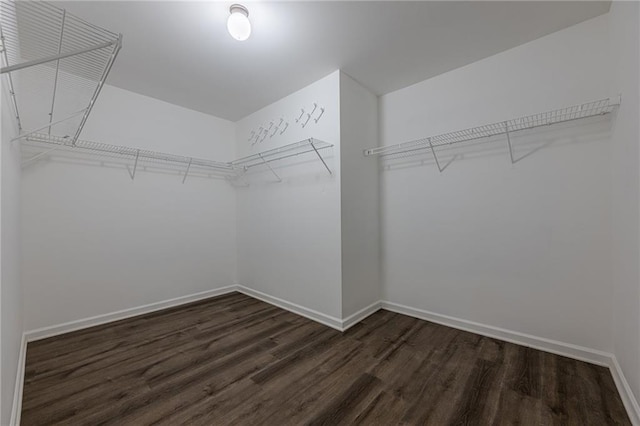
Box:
[248,102,326,146]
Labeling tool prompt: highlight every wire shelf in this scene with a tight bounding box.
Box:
[231,138,334,180]
[364,97,620,160]
[22,133,240,180]
[1,0,121,143]
[232,138,333,168]
[21,135,335,182]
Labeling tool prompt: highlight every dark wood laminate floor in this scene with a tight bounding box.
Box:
[22,292,630,425]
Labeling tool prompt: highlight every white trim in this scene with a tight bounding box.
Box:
[236,285,344,331]
[381,301,612,366]
[609,355,640,425]
[9,333,27,426]
[341,301,382,331]
[12,288,640,424]
[25,286,238,342]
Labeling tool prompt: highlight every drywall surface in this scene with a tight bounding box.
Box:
[1,80,23,426]
[610,0,640,409]
[21,84,237,331]
[235,71,342,320]
[339,72,380,318]
[379,15,613,351]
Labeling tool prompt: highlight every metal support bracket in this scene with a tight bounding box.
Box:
[11,108,88,142]
[129,149,140,180]
[182,157,192,184]
[310,139,332,175]
[505,121,515,164]
[48,10,66,135]
[428,138,444,173]
[72,34,122,145]
[259,153,282,182]
[0,29,21,130]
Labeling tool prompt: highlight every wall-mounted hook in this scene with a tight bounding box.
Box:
[314,107,325,123]
[267,121,274,131]
[301,113,312,128]
[295,108,305,123]
[248,130,255,141]
[252,127,264,145]
[260,130,268,143]
[310,103,318,116]
[271,118,283,137]
[280,121,289,135]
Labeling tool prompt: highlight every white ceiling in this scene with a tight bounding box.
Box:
[56,1,611,121]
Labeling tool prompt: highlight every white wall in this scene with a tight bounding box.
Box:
[339,72,380,318]
[21,84,237,331]
[379,15,613,351]
[1,79,24,426]
[235,71,343,321]
[609,0,640,413]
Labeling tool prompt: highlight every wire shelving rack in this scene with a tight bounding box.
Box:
[21,133,240,181]
[364,97,620,171]
[21,135,335,183]
[1,0,122,143]
[232,138,333,182]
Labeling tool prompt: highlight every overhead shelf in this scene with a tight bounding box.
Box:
[232,138,333,181]
[1,0,121,143]
[22,133,240,182]
[363,97,620,170]
[21,134,334,183]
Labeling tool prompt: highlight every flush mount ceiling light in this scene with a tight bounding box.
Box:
[227,4,251,41]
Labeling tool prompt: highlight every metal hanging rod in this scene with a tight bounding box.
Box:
[231,138,334,176]
[363,97,621,162]
[0,0,121,143]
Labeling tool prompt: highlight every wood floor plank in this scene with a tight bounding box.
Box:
[21,292,631,425]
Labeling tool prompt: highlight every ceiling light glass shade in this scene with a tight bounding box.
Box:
[227,4,251,41]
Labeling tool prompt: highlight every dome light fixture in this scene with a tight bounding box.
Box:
[227,4,251,41]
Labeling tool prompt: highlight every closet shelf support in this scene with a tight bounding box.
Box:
[505,121,515,164]
[259,153,282,182]
[11,109,88,142]
[310,139,332,175]
[72,34,123,145]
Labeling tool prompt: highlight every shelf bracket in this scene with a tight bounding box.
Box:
[72,34,122,146]
[505,121,515,164]
[259,153,282,182]
[310,139,332,175]
[129,149,140,180]
[47,10,66,136]
[428,138,444,173]
[182,157,192,184]
[11,108,88,142]
[0,28,21,131]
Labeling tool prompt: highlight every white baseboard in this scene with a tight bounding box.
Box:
[381,301,612,366]
[13,286,639,425]
[25,286,238,342]
[609,356,640,425]
[9,333,27,426]
[236,285,344,331]
[342,301,382,331]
